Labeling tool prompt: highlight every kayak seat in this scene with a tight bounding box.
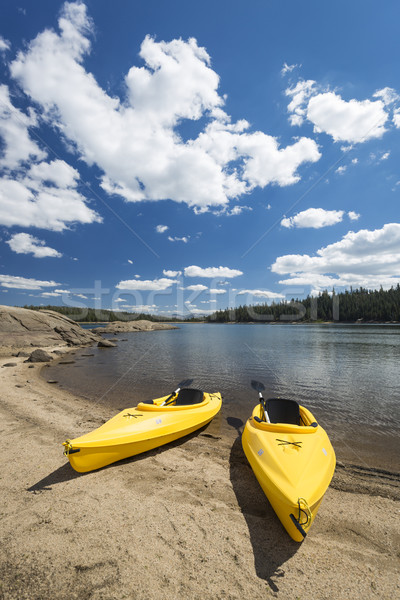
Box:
[266,398,300,425]
[175,388,204,406]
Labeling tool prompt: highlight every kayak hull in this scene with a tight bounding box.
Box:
[242,403,335,542]
[64,392,222,473]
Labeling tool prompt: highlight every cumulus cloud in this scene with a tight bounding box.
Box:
[307,92,387,143]
[209,288,227,294]
[0,84,46,169]
[348,211,360,221]
[271,223,400,291]
[286,80,390,143]
[281,208,344,229]
[163,269,181,277]
[184,265,243,278]
[116,277,178,290]
[10,2,321,212]
[0,274,60,289]
[0,85,101,231]
[7,232,62,258]
[156,225,168,233]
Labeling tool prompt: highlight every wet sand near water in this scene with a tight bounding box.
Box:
[0,352,399,600]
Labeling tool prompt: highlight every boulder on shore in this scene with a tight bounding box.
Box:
[25,349,54,363]
[97,339,117,348]
[0,305,101,352]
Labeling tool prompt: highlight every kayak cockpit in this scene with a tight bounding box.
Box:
[251,399,319,434]
[138,388,209,411]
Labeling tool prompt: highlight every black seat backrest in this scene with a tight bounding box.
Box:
[175,388,204,406]
[265,398,300,425]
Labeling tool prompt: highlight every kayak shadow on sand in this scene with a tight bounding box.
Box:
[228,429,300,593]
[27,423,215,493]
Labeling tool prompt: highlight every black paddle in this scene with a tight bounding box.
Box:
[250,379,270,423]
[161,379,194,406]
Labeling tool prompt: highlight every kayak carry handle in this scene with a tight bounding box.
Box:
[289,513,307,539]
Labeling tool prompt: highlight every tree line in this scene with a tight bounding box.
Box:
[206,286,400,323]
[22,305,180,323]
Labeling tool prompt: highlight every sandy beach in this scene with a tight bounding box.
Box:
[0,352,399,600]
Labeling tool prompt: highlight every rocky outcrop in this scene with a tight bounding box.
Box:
[0,305,101,351]
[92,320,178,334]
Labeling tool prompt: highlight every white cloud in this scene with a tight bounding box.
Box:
[335,165,347,175]
[348,211,360,221]
[156,225,168,233]
[128,259,133,264]
[373,87,400,106]
[123,304,157,312]
[237,289,285,299]
[0,174,101,231]
[28,159,80,188]
[285,79,316,126]
[0,86,101,231]
[307,92,387,143]
[186,284,208,291]
[7,232,62,258]
[0,37,11,52]
[281,208,344,229]
[286,80,389,143]
[41,291,63,297]
[271,223,400,291]
[209,288,227,294]
[168,235,188,243]
[0,274,59,289]
[116,277,178,290]
[10,3,321,212]
[163,269,181,277]
[0,84,46,169]
[281,62,300,77]
[185,306,215,315]
[393,108,400,128]
[184,265,243,278]
[214,205,252,216]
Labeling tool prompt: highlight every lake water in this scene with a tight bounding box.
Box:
[47,323,400,471]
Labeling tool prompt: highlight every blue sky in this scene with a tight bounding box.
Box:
[1,0,400,316]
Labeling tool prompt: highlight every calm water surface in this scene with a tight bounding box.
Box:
[48,323,400,470]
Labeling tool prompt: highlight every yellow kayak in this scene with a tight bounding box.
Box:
[242,398,336,542]
[63,388,222,473]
